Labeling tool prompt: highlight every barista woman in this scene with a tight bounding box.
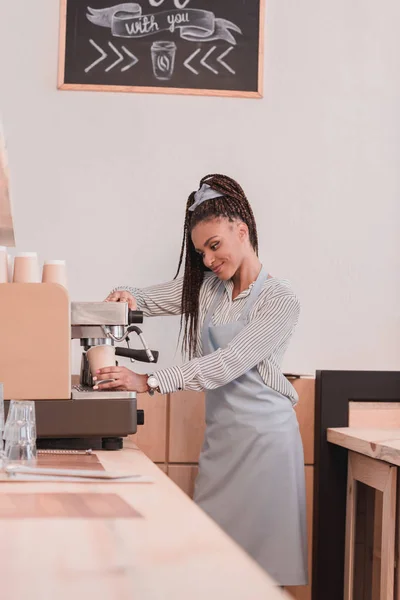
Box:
[95,173,307,587]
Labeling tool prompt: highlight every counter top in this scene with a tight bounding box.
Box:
[327,427,400,466]
[0,443,286,600]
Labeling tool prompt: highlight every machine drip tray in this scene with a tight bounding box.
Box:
[71,385,136,400]
[37,437,124,451]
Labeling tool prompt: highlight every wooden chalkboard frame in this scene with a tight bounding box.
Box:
[57,0,265,98]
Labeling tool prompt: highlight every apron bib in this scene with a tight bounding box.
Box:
[193,267,308,585]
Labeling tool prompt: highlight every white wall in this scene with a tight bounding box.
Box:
[0,0,399,376]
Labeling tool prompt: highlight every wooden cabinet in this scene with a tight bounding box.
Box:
[169,390,205,462]
[286,378,315,600]
[168,465,199,497]
[128,391,168,463]
[292,378,315,465]
[285,466,314,600]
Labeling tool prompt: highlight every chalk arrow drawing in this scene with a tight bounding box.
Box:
[85,40,139,73]
[183,48,201,75]
[105,42,123,72]
[200,46,218,75]
[183,47,235,76]
[121,46,139,71]
[85,39,107,72]
[216,46,235,75]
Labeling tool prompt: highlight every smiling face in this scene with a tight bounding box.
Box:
[191,217,251,280]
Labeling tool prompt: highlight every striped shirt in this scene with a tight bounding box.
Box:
[114,269,301,404]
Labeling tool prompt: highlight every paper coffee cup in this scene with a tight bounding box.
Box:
[42,260,68,288]
[86,345,116,380]
[12,252,40,283]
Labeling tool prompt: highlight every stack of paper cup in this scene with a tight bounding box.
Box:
[12,252,40,283]
[0,247,8,283]
[42,260,67,288]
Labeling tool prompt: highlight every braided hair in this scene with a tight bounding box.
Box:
[174,174,258,359]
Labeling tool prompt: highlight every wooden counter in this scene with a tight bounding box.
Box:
[327,427,400,466]
[0,444,287,600]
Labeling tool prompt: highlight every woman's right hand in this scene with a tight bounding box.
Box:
[104,290,138,310]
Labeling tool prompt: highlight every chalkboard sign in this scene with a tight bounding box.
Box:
[58,0,264,98]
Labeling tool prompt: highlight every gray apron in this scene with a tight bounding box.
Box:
[193,267,308,586]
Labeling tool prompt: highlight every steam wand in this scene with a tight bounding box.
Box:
[101,325,156,363]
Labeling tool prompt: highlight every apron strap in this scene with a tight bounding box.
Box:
[203,265,268,330]
[203,279,225,332]
[240,266,269,322]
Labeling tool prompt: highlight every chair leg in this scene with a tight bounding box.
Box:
[344,454,357,600]
[395,476,400,600]
[344,451,397,600]
[381,465,396,599]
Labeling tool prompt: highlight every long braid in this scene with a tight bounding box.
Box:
[174,174,258,359]
[173,192,194,280]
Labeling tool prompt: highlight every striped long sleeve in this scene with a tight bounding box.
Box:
[112,273,301,404]
[112,278,183,317]
[155,291,300,396]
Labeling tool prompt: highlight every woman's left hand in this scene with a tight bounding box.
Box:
[93,366,148,393]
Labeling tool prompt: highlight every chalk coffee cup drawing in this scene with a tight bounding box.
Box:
[42,260,68,288]
[151,41,177,80]
[12,252,40,283]
[86,345,116,384]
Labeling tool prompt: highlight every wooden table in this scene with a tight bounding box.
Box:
[328,427,400,599]
[0,444,287,600]
[327,428,400,465]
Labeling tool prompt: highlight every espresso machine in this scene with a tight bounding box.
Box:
[0,282,158,450]
[73,300,158,389]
